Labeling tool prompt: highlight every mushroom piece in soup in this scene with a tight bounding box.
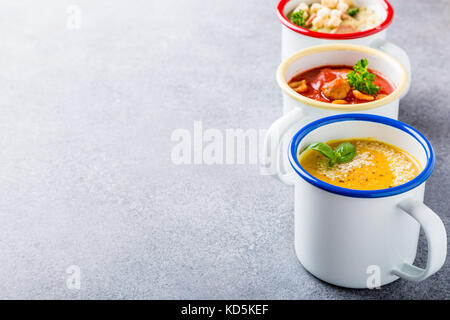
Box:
[298,138,421,190]
[289,0,383,34]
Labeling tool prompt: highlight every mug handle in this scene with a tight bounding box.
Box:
[392,198,447,281]
[369,39,411,97]
[262,108,313,185]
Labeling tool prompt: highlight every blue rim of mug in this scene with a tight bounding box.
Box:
[288,114,435,198]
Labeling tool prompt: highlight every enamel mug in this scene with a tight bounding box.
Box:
[278,0,404,61]
[262,43,409,177]
[272,114,447,288]
[279,43,410,116]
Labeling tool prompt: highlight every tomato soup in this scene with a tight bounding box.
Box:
[298,139,420,190]
[288,65,395,104]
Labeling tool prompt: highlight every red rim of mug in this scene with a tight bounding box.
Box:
[277,0,394,40]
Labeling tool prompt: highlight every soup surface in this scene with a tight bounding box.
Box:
[288,0,382,34]
[298,139,420,190]
[288,65,395,104]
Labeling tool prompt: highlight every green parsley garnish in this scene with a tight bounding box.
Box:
[290,10,306,27]
[347,58,380,95]
[348,7,360,17]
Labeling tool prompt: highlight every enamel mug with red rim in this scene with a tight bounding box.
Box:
[279,0,400,57]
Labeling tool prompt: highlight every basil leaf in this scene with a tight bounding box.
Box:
[305,142,337,166]
[334,142,356,163]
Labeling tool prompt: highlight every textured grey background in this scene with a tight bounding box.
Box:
[0,0,448,299]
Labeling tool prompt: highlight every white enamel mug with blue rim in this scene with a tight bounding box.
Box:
[282,114,447,288]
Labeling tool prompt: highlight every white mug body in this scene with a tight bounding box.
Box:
[284,114,447,288]
[294,179,423,288]
[282,93,399,119]
[282,26,387,60]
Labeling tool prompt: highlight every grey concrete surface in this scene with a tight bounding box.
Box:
[0,0,448,299]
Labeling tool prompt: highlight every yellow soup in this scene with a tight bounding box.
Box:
[298,139,421,190]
